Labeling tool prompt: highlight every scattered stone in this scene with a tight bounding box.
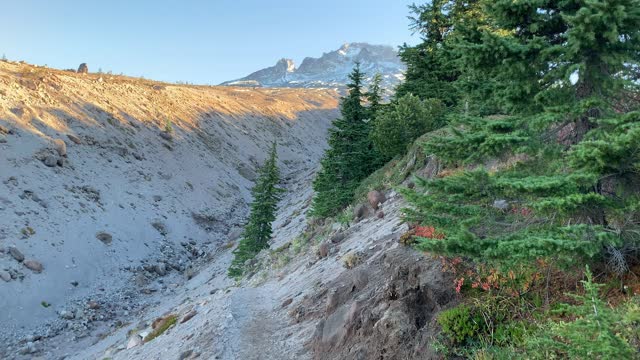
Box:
[77,63,89,74]
[152,195,162,202]
[0,135,6,143]
[152,221,168,236]
[96,232,112,245]
[8,246,25,262]
[159,131,173,141]
[281,298,293,308]
[19,342,38,355]
[0,270,11,282]
[318,242,329,258]
[153,263,167,276]
[59,310,75,320]
[179,350,194,360]
[87,300,100,310]
[0,124,10,134]
[67,134,82,144]
[126,334,143,349]
[43,155,58,167]
[23,259,43,273]
[53,139,67,157]
[180,309,197,324]
[377,211,385,219]
[367,190,386,210]
[354,204,369,220]
[407,181,415,189]
[330,232,346,244]
[71,281,79,287]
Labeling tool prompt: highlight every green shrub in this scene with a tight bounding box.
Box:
[438,305,482,345]
[523,267,640,359]
[371,94,444,159]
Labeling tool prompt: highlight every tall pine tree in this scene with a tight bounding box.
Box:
[402,0,640,269]
[228,143,284,278]
[311,64,378,217]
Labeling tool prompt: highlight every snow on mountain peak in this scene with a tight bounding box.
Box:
[221,43,405,90]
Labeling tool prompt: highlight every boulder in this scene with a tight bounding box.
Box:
[126,334,143,349]
[318,242,330,258]
[43,155,58,167]
[330,232,346,244]
[159,131,173,141]
[96,232,113,245]
[353,204,369,220]
[8,246,24,262]
[53,139,67,157]
[281,298,293,308]
[67,134,82,144]
[77,63,88,74]
[367,190,386,210]
[153,263,167,276]
[180,309,197,324]
[23,259,43,273]
[0,270,11,282]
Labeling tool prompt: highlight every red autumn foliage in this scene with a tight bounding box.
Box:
[414,225,445,239]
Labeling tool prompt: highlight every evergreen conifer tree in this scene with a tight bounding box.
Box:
[311,64,378,217]
[402,0,640,268]
[228,143,284,278]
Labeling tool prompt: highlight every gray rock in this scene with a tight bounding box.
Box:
[180,309,197,324]
[67,134,82,144]
[126,334,142,349]
[96,232,112,245]
[0,270,11,282]
[19,341,38,355]
[59,310,75,320]
[318,242,330,258]
[154,263,167,276]
[367,190,386,210]
[178,350,194,360]
[23,259,43,273]
[8,246,24,262]
[330,232,346,244]
[0,135,7,143]
[353,204,369,220]
[43,155,58,167]
[159,131,173,141]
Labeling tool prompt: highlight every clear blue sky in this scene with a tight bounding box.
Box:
[1,0,419,84]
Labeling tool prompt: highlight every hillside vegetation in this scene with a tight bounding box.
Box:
[309,0,640,358]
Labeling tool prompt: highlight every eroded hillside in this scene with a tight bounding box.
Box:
[0,61,340,358]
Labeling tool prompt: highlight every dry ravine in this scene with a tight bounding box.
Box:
[0,61,454,360]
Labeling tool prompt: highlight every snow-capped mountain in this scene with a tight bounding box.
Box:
[221,43,405,91]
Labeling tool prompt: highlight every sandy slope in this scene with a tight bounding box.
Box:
[0,60,339,358]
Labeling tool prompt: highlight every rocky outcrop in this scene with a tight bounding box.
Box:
[77,63,88,74]
[305,248,455,359]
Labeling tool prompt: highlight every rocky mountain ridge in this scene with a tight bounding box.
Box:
[221,43,405,91]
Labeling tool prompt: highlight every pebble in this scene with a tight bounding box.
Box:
[0,270,11,282]
[8,246,24,262]
[23,259,43,273]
